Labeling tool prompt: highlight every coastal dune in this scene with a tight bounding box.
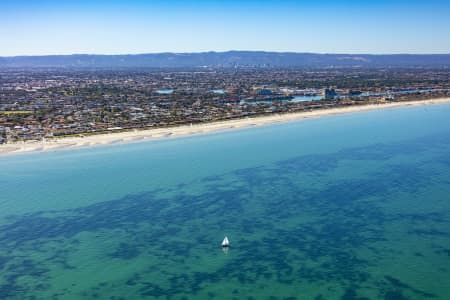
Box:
[1,98,450,156]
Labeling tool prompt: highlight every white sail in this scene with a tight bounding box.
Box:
[222,236,230,247]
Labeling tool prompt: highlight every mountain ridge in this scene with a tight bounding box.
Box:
[1,51,450,68]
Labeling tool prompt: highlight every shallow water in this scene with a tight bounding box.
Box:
[1,104,450,299]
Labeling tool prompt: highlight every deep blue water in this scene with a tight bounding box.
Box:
[0,104,450,299]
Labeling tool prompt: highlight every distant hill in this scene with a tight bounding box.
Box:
[1,51,450,68]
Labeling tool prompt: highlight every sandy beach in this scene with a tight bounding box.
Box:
[1,97,450,156]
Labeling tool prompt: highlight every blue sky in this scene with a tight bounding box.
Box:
[1,0,449,56]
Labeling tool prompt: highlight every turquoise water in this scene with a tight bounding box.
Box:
[1,104,450,299]
[212,89,226,94]
[156,89,174,94]
[292,95,323,102]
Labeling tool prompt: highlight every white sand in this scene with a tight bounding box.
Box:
[1,97,450,156]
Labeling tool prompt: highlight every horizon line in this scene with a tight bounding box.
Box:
[2,50,450,58]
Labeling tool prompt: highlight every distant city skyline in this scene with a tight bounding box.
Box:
[1,0,450,56]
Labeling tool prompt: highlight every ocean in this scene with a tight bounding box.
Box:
[1,104,449,299]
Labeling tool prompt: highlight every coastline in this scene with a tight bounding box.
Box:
[1,97,450,156]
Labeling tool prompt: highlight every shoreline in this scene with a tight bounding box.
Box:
[1,97,450,156]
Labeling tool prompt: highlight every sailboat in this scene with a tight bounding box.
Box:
[221,236,230,248]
